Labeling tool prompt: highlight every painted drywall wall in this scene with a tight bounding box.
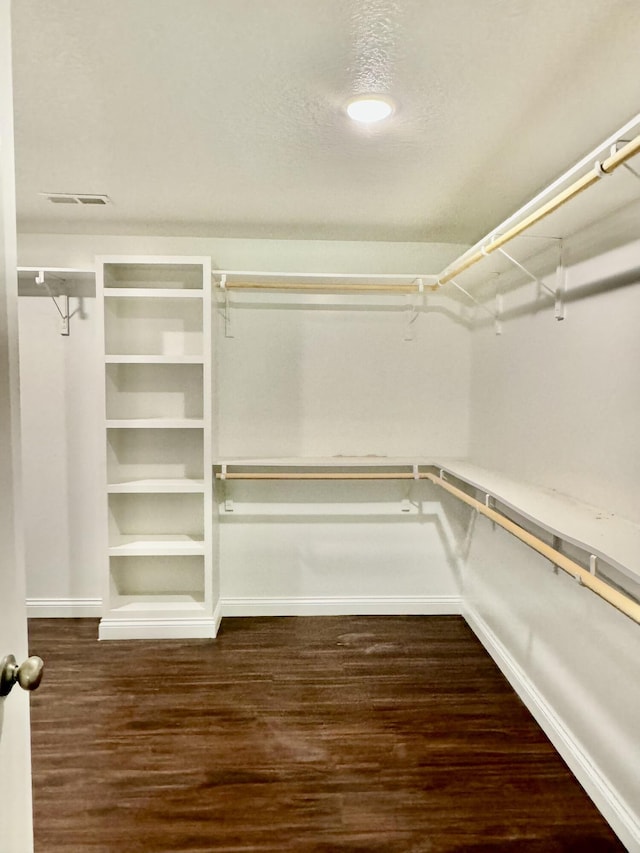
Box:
[18,296,103,611]
[460,513,640,850]
[217,278,471,612]
[219,483,463,614]
[18,233,467,276]
[469,230,640,525]
[18,235,470,612]
[215,285,471,608]
[465,213,640,849]
[217,289,470,458]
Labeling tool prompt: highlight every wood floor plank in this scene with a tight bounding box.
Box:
[28,616,624,852]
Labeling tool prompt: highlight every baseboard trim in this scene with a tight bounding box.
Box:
[27,598,102,618]
[464,604,640,853]
[221,595,462,617]
[98,614,221,640]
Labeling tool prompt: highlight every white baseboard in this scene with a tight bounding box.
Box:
[221,595,461,617]
[464,604,640,853]
[27,597,102,618]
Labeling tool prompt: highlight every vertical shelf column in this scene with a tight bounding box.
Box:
[96,256,218,639]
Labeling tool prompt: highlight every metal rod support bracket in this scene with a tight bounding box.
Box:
[498,248,554,297]
[610,141,640,182]
[497,245,565,321]
[449,278,502,334]
[36,270,70,336]
[218,274,234,338]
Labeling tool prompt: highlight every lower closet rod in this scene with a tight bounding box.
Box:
[216,472,423,480]
[423,472,640,626]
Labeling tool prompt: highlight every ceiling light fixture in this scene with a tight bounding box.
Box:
[346,95,395,124]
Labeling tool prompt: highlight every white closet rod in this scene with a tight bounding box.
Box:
[437,130,640,288]
[217,472,422,480]
[216,469,640,625]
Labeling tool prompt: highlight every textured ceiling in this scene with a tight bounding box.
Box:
[10,0,640,243]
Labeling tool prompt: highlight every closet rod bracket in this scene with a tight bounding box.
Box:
[35,270,70,336]
[449,278,502,335]
[497,247,565,321]
[216,274,234,338]
[610,141,640,182]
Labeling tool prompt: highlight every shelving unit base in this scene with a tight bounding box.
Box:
[98,612,221,641]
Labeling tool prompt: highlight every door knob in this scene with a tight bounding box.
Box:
[0,654,44,697]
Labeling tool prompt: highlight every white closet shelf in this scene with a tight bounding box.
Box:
[107,479,206,494]
[105,355,204,364]
[108,595,206,613]
[108,535,205,556]
[104,288,203,299]
[435,460,640,585]
[107,418,205,429]
[215,456,439,468]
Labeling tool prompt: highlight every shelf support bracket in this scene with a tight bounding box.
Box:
[610,141,640,182]
[497,247,565,321]
[35,270,70,336]
[218,274,234,338]
[217,465,234,512]
[555,240,566,322]
[449,278,502,335]
[403,278,425,342]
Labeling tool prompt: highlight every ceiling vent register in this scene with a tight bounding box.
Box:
[41,193,111,205]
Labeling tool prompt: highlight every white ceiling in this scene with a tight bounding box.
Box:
[11,0,640,244]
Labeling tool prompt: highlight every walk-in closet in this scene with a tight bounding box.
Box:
[2,2,640,851]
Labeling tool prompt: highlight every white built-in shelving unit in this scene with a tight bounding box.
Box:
[97,256,219,639]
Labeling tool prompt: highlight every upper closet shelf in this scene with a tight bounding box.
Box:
[17,266,95,297]
[215,456,439,468]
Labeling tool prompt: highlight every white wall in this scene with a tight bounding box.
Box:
[18,233,466,276]
[465,211,640,849]
[18,234,469,614]
[469,227,640,524]
[461,514,640,851]
[18,296,103,612]
[215,285,471,611]
[217,290,470,458]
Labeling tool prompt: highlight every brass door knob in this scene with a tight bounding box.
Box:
[0,654,44,697]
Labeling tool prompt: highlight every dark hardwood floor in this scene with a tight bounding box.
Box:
[28,616,623,852]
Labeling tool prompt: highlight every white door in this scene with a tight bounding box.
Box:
[0,1,35,850]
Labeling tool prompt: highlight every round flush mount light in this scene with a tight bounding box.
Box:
[346,95,395,124]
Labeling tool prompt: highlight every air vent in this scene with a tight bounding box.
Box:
[41,193,111,206]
